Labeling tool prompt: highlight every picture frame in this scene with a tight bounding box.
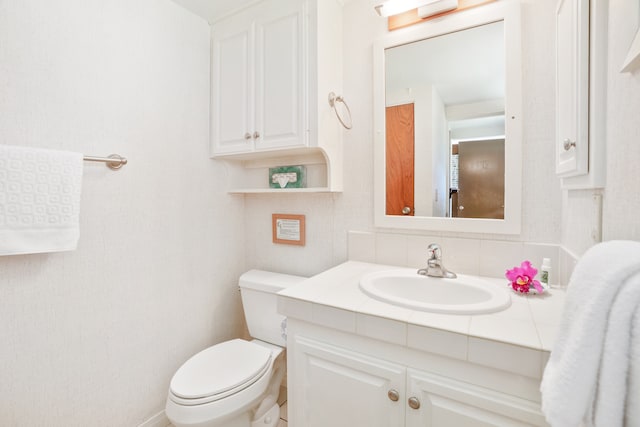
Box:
[272,214,306,246]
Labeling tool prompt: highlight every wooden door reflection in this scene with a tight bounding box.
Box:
[456,139,505,219]
[385,103,415,216]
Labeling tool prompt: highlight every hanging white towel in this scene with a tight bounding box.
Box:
[627,311,640,426]
[592,269,640,426]
[540,240,640,427]
[0,144,83,255]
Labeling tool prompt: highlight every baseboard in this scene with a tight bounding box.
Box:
[138,410,170,427]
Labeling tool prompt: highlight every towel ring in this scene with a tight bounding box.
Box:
[328,92,353,130]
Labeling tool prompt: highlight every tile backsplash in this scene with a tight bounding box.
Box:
[348,231,578,287]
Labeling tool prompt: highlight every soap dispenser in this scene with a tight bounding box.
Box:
[540,258,552,289]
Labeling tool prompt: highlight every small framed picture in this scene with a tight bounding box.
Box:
[272,214,306,246]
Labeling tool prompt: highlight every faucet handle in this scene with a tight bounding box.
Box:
[427,243,442,260]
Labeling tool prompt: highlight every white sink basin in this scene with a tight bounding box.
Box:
[359,269,511,315]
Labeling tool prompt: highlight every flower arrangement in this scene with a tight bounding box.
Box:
[505,261,545,294]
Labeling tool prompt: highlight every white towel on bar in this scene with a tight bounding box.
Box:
[540,240,640,427]
[0,144,83,256]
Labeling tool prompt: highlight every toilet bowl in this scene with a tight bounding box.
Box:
[165,270,306,427]
[166,339,285,427]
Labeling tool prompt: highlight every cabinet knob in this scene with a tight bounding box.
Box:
[244,133,252,140]
[387,389,400,402]
[253,131,261,139]
[402,206,411,215]
[563,138,576,151]
[408,397,421,410]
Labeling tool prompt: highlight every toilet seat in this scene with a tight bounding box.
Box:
[169,339,272,406]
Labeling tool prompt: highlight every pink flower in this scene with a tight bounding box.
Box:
[505,260,544,294]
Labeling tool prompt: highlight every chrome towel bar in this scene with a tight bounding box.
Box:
[83,154,127,170]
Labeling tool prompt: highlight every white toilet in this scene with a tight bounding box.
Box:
[165,270,305,427]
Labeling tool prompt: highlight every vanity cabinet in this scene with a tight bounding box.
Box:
[210,0,344,193]
[280,262,556,426]
[288,331,548,427]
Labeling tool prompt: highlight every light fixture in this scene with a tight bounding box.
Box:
[417,0,458,18]
[374,0,458,18]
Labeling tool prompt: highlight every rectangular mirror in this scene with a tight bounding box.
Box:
[373,1,522,234]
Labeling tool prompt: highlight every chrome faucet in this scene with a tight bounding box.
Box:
[417,243,457,278]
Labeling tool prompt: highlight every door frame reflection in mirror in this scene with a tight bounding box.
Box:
[373,1,522,234]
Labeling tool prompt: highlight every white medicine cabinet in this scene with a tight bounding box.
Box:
[555,0,607,189]
[210,0,345,193]
[211,0,304,155]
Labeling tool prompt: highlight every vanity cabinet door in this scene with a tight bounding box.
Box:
[211,0,306,156]
[555,0,589,177]
[290,336,405,427]
[406,369,548,427]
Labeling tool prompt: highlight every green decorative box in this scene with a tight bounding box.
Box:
[269,165,307,189]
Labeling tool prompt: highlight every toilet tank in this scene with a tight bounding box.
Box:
[239,269,306,346]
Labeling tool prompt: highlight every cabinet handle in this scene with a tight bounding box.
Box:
[563,139,576,151]
[408,397,421,410]
[253,131,261,139]
[244,133,252,140]
[387,389,400,402]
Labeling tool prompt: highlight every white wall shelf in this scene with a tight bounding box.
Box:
[228,187,333,194]
[221,147,341,193]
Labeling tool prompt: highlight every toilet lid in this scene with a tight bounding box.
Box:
[170,339,272,400]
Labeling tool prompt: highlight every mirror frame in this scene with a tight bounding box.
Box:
[373,1,522,234]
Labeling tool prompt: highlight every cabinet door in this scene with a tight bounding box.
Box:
[406,369,548,427]
[555,0,589,177]
[254,0,306,151]
[211,11,254,155]
[290,336,405,427]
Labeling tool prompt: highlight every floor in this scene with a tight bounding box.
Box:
[277,385,288,427]
[278,401,288,427]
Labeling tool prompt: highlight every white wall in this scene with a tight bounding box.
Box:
[0,1,246,425]
[413,86,434,216]
[243,0,562,279]
[602,0,640,241]
[431,87,448,218]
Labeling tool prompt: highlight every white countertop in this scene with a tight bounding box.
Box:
[278,261,567,379]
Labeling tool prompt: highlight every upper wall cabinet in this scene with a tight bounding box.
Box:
[555,0,589,177]
[210,0,344,193]
[555,0,607,189]
[211,0,304,155]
